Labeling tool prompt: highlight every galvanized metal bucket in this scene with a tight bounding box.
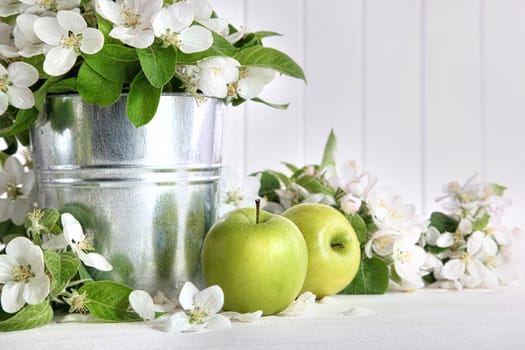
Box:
[31,94,225,298]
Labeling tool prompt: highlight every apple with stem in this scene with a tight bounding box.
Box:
[282,203,361,298]
[201,200,308,315]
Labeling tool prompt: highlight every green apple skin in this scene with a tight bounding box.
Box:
[282,203,361,298]
[201,208,308,315]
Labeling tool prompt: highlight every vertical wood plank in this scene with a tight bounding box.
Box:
[243,0,305,174]
[423,0,483,214]
[208,0,246,174]
[483,0,525,274]
[363,0,422,208]
[303,0,363,166]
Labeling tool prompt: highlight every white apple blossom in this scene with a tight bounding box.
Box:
[20,0,80,15]
[152,2,212,53]
[219,166,261,216]
[233,66,275,100]
[0,236,50,313]
[13,13,51,57]
[95,0,162,49]
[54,213,113,271]
[0,241,5,252]
[0,156,36,225]
[0,61,38,116]
[365,228,399,258]
[0,23,18,58]
[34,10,104,76]
[197,56,240,98]
[391,237,427,289]
[164,282,231,332]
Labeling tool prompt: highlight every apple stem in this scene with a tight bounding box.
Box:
[255,199,261,224]
[331,243,345,250]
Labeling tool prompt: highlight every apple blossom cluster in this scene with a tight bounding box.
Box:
[1,0,304,136]
[420,177,520,290]
[0,210,112,317]
[249,131,520,294]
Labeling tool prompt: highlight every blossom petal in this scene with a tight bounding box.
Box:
[61,213,84,244]
[237,76,266,100]
[95,0,122,24]
[164,312,191,332]
[23,274,50,304]
[279,291,316,316]
[483,237,498,257]
[436,232,454,248]
[467,231,484,254]
[42,233,69,250]
[0,92,8,115]
[7,61,38,88]
[179,26,213,53]
[7,86,35,110]
[9,198,32,225]
[186,0,212,21]
[221,310,263,322]
[1,281,26,313]
[6,236,34,261]
[109,27,154,49]
[442,259,465,280]
[43,46,77,76]
[34,17,66,45]
[178,281,199,310]
[205,314,231,330]
[129,290,156,321]
[0,255,18,283]
[5,156,25,184]
[56,10,87,34]
[78,251,113,271]
[80,28,104,54]
[194,285,224,315]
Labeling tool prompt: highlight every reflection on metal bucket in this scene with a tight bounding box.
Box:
[31,94,225,298]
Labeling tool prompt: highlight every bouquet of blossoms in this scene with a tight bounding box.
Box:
[0,0,304,155]
[421,177,520,289]
[246,131,430,294]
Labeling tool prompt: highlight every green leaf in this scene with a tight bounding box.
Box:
[83,44,140,82]
[347,213,368,244]
[77,63,123,106]
[235,31,282,49]
[251,97,289,109]
[0,301,53,331]
[320,129,337,169]
[489,183,507,196]
[176,31,238,64]
[79,281,141,322]
[472,213,490,231]
[136,44,177,88]
[255,171,283,202]
[341,256,389,294]
[47,78,78,93]
[235,46,305,80]
[282,162,299,173]
[44,250,81,295]
[126,71,162,127]
[0,108,39,137]
[429,212,458,233]
[295,174,334,196]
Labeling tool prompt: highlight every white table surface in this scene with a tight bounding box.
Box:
[2,285,525,350]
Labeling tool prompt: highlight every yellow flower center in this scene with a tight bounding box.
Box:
[40,0,57,11]
[122,7,141,28]
[13,264,35,283]
[397,251,413,264]
[0,76,11,93]
[187,307,207,324]
[61,31,82,53]
[3,181,24,201]
[160,30,181,48]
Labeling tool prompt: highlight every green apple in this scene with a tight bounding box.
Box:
[201,207,308,315]
[282,203,360,298]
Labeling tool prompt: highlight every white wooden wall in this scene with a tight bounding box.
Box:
[212,0,525,264]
